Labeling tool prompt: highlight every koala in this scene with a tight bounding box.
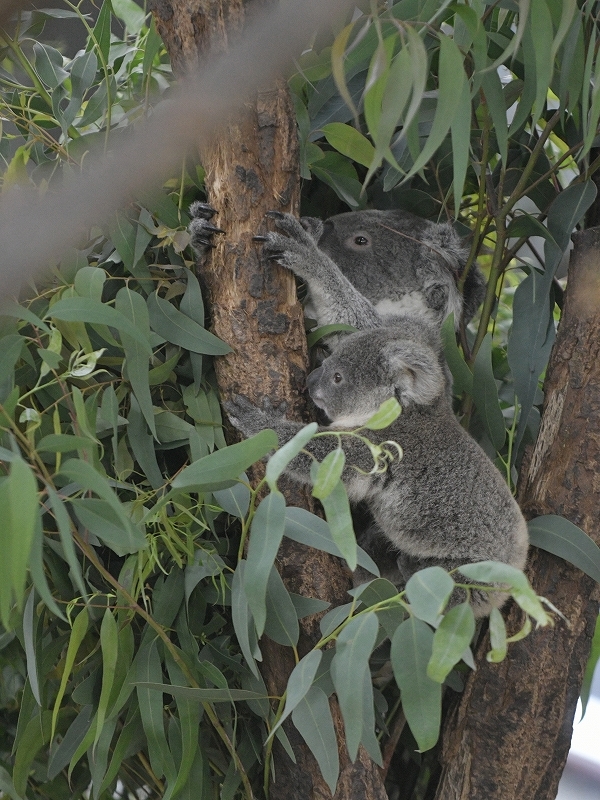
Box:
[189,204,486,332]
[225,325,529,618]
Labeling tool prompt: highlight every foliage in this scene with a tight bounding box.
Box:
[0,1,599,800]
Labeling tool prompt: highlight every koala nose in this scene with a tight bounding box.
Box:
[306,367,322,396]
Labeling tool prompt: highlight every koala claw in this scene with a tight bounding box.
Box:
[265,210,285,219]
[189,203,224,255]
[252,235,269,243]
[189,201,217,220]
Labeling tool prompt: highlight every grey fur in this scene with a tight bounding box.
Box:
[262,209,485,329]
[225,325,529,618]
[188,205,486,330]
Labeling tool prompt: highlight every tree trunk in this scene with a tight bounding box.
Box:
[434,228,600,800]
[152,3,387,798]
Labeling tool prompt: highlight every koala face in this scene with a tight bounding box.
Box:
[306,327,445,425]
[316,210,427,295]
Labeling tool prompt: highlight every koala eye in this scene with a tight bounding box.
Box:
[333,372,343,384]
[345,231,372,251]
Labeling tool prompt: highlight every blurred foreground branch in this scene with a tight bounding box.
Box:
[0,0,354,297]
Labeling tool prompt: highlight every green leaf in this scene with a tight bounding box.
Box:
[312,448,345,500]
[391,617,441,752]
[486,606,507,663]
[71,498,147,556]
[244,492,286,636]
[46,485,88,600]
[164,656,201,800]
[441,314,472,395]
[530,0,554,125]
[48,296,152,355]
[319,479,357,570]
[265,423,318,490]
[264,566,300,647]
[459,561,550,626]
[172,429,277,491]
[231,562,261,679]
[33,42,68,88]
[322,123,376,168]
[13,710,52,797]
[450,76,471,215]
[269,650,322,740]
[112,0,146,31]
[311,152,364,209]
[404,35,467,180]
[136,639,176,782]
[330,612,379,762]
[0,765,25,800]
[29,515,65,621]
[213,477,251,518]
[7,458,38,604]
[147,293,231,355]
[581,614,600,715]
[472,333,506,451]
[507,270,555,457]
[292,686,339,794]
[362,397,402,430]
[546,180,597,255]
[138,683,268,702]
[94,609,119,748]
[427,603,475,683]
[480,69,508,166]
[0,335,24,385]
[306,323,356,347]
[59,459,147,553]
[23,590,41,705]
[284,506,379,575]
[88,0,112,62]
[127,395,164,491]
[37,434,95,453]
[116,288,156,438]
[405,567,454,626]
[51,609,88,740]
[48,706,94,781]
[528,514,600,583]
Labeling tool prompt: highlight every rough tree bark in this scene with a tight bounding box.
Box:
[152,2,387,799]
[434,228,600,800]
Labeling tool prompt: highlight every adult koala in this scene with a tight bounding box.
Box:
[189,204,486,332]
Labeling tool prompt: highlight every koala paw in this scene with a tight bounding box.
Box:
[224,395,287,438]
[189,202,225,255]
[253,212,321,277]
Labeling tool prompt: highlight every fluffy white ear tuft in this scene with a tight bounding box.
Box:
[382,341,444,407]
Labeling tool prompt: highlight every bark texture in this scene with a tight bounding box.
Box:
[152,3,387,798]
[435,227,600,800]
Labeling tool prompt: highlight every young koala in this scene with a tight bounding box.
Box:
[225,325,529,618]
[189,204,486,332]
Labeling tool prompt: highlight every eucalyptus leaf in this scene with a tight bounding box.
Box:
[391,617,442,752]
[528,514,600,583]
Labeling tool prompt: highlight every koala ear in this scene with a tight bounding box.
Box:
[300,216,324,242]
[382,341,444,407]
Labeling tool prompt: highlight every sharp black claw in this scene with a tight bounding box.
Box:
[190,201,217,220]
[266,252,284,261]
[203,224,225,234]
[252,235,269,242]
[265,210,285,219]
